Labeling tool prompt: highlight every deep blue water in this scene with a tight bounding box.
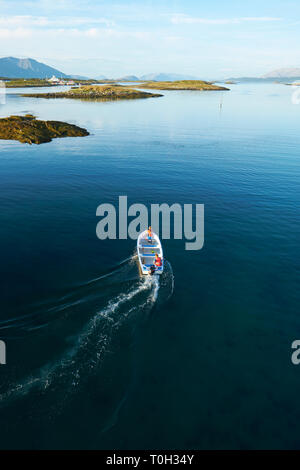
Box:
[0,83,299,449]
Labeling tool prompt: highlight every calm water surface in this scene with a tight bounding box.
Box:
[0,83,299,449]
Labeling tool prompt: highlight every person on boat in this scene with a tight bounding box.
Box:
[147,226,153,243]
[154,253,162,268]
[148,265,156,275]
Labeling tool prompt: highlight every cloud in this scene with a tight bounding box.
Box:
[0,25,150,41]
[241,17,283,22]
[0,27,33,38]
[171,14,282,25]
[0,15,114,27]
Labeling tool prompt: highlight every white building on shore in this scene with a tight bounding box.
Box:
[47,76,75,86]
[48,75,60,84]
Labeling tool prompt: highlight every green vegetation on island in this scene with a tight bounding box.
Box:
[3,78,115,88]
[135,80,230,91]
[22,85,163,100]
[5,78,52,88]
[0,115,89,144]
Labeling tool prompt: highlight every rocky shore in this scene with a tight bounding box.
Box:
[0,115,89,144]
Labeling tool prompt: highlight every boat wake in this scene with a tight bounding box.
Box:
[0,253,174,410]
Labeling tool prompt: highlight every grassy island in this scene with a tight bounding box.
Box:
[5,79,52,88]
[22,85,163,100]
[135,80,230,91]
[4,78,114,88]
[0,115,89,144]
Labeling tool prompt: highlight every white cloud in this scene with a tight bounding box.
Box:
[171,14,282,25]
[0,15,114,27]
[0,27,33,38]
[0,25,150,41]
[241,17,282,22]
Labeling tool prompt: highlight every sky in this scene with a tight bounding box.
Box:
[0,0,300,78]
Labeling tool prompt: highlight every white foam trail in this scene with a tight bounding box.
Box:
[151,275,160,302]
[0,274,159,407]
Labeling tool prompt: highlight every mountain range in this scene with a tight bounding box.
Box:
[94,75,108,80]
[0,57,68,79]
[117,75,140,81]
[105,73,198,81]
[225,68,300,83]
[139,73,197,81]
[2,57,300,83]
[261,68,300,79]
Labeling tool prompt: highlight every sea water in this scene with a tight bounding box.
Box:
[0,83,299,449]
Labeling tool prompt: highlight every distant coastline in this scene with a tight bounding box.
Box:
[135,80,229,91]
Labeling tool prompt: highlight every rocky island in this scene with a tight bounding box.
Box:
[135,80,229,91]
[22,85,163,100]
[0,115,89,144]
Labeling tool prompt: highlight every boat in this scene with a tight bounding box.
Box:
[137,230,164,275]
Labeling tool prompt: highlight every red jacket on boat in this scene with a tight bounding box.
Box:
[155,256,162,267]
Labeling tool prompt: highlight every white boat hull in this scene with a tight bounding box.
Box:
[137,230,164,275]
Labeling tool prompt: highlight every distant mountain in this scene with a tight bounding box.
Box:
[225,68,300,83]
[140,73,197,81]
[71,74,91,80]
[118,75,140,81]
[224,77,268,83]
[262,68,300,79]
[0,57,68,78]
[94,75,107,80]
[224,74,300,84]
